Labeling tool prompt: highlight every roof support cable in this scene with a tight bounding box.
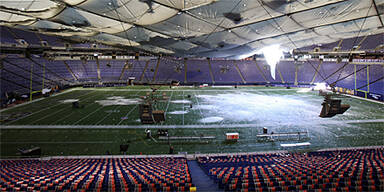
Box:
[329,2,374,86]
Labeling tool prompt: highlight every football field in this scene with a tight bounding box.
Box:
[1,86,383,157]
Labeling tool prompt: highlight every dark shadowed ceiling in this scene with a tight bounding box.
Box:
[1,0,383,58]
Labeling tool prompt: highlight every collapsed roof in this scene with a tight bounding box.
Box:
[1,0,383,58]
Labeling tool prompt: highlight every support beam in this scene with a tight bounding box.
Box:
[277,64,285,84]
[95,57,101,82]
[357,76,384,90]
[367,65,370,92]
[233,60,246,84]
[29,60,33,101]
[207,58,215,84]
[119,63,127,81]
[81,59,88,77]
[42,60,45,89]
[323,63,348,82]
[294,63,298,86]
[254,60,269,83]
[63,61,78,81]
[311,60,323,84]
[152,57,161,82]
[372,0,384,27]
[140,60,150,82]
[354,64,357,90]
[356,35,368,49]
[27,57,69,82]
[184,58,188,83]
[337,39,343,48]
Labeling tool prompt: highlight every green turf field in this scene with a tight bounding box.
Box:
[1,86,383,157]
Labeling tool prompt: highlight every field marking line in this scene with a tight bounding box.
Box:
[73,88,291,92]
[72,90,128,125]
[340,93,384,105]
[50,90,113,125]
[3,119,383,129]
[183,91,185,125]
[164,91,174,115]
[117,105,139,125]
[4,90,96,125]
[29,90,102,125]
[0,88,76,113]
[94,90,142,125]
[192,91,205,125]
[3,141,115,144]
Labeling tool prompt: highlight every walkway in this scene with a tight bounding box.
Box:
[187,160,222,192]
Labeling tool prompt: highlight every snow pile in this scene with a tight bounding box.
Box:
[96,97,142,106]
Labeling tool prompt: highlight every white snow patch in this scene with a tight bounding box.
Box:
[195,92,319,122]
[61,99,79,103]
[194,105,217,110]
[171,100,191,104]
[168,111,189,115]
[297,88,312,93]
[96,98,142,106]
[107,96,125,100]
[199,117,224,123]
[196,95,215,99]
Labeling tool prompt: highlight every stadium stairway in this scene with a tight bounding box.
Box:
[187,160,222,192]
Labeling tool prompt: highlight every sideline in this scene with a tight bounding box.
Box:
[0,89,75,113]
[2,119,383,129]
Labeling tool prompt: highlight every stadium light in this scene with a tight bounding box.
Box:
[261,44,283,80]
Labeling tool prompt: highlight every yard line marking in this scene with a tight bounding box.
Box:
[72,106,104,125]
[0,88,75,113]
[72,92,121,125]
[164,91,174,115]
[192,91,205,125]
[49,91,109,125]
[4,90,96,125]
[117,105,138,125]
[3,119,383,129]
[94,105,124,125]
[28,91,102,125]
[94,90,142,125]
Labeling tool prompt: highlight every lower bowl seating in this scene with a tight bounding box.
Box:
[0,157,194,191]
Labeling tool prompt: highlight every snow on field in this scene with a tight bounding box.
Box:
[168,111,189,114]
[194,92,320,123]
[199,117,224,123]
[61,99,79,103]
[96,97,142,106]
[171,100,191,104]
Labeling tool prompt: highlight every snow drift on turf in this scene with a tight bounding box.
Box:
[199,117,224,123]
[61,99,79,103]
[96,97,142,106]
[195,92,320,122]
[171,100,191,104]
[169,111,189,114]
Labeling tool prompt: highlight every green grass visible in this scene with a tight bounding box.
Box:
[1,86,383,158]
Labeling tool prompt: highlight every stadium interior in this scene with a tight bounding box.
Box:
[0,0,383,191]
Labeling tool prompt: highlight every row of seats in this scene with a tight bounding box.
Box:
[0,157,194,191]
[198,148,384,191]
